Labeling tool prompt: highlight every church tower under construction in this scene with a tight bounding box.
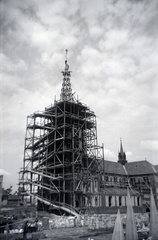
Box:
[19,52,158,214]
[19,52,103,214]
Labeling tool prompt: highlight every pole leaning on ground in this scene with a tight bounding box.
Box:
[149,188,158,240]
[126,188,138,240]
[112,208,125,240]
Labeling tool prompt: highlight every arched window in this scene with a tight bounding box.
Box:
[114,177,117,182]
[95,196,98,206]
[119,196,122,206]
[94,180,97,188]
[137,197,140,206]
[109,196,112,207]
[109,176,113,182]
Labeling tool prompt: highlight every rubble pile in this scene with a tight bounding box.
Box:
[38,212,150,232]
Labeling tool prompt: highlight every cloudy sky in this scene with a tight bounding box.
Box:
[0,0,158,190]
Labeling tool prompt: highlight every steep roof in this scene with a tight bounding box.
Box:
[125,160,157,176]
[103,160,127,175]
[101,187,139,196]
[154,165,158,173]
[102,159,158,176]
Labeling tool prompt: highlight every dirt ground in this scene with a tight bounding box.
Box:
[0,226,149,240]
[41,227,113,240]
[0,227,113,240]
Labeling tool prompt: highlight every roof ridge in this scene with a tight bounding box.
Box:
[126,160,149,164]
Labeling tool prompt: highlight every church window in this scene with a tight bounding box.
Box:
[83,197,85,206]
[95,196,98,206]
[119,196,122,206]
[108,176,111,182]
[94,180,97,188]
[109,196,112,207]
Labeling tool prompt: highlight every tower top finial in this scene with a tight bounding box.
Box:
[65,49,69,71]
[60,50,74,102]
[65,49,68,61]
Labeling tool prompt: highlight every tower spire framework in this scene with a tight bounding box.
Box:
[19,52,104,214]
[60,49,74,102]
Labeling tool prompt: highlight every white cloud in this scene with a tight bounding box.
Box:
[0,53,27,72]
[89,25,104,39]
[0,169,10,176]
[126,151,132,157]
[140,140,158,151]
[1,0,158,189]
[104,148,116,160]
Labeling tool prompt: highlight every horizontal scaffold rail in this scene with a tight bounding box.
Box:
[27,124,53,130]
[28,169,63,180]
[30,112,56,119]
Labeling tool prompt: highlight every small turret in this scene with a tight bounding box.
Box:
[118,139,127,165]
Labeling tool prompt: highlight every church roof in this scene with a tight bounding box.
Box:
[102,160,158,176]
[101,187,139,196]
[154,165,158,172]
[125,160,157,175]
[103,160,127,175]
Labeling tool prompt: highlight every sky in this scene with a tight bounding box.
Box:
[0,0,158,190]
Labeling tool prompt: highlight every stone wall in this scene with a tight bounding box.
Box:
[45,212,150,230]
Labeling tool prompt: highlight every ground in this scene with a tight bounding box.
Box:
[41,227,113,240]
[0,227,113,240]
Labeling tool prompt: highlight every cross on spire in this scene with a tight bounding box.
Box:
[65,49,68,61]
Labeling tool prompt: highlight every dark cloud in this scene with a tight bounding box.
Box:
[0,0,158,190]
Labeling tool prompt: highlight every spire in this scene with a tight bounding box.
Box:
[120,138,124,154]
[118,138,127,165]
[60,50,74,102]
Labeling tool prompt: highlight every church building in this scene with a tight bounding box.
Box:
[87,140,158,213]
[19,53,158,215]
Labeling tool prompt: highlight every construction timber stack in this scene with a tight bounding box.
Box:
[19,54,103,214]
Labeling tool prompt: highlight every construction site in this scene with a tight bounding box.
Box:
[18,54,104,216]
[0,53,158,239]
